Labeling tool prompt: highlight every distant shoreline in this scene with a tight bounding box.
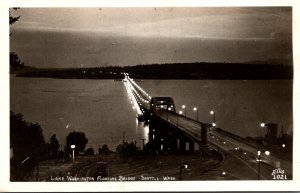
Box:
[12,62,293,80]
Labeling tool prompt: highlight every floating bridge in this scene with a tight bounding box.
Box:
[122,74,291,179]
[123,74,209,152]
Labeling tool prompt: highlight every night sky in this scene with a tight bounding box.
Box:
[10,7,292,68]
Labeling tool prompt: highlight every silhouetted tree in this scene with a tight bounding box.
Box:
[85,147,95,156]
[10,8,24,72]
[45,134,60,159]
[66,131,88,155]
[116,141,138,156]
[10,52,24,71]
[10,111,46,180]
[9,8,20,25]
[98,144,110,155]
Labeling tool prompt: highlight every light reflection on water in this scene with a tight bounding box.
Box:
[10,77,292,151]
[135,120,149,148]
[10,77,149,151]
[123,78,142,115]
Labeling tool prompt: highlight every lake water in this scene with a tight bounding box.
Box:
[10,77,293,151]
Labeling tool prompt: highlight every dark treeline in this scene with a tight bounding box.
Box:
[15,62,293,80]
[10,111,91,181]
[124,63,293,79]
[15,66,124,79]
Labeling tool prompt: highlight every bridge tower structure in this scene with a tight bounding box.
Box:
[147,97,209,153]
[150,97,176,113]
[124,75,209,153]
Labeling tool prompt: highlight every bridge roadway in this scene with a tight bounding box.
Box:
[153,109,292,180]
[155,110,269,179]
[125,75,292,180]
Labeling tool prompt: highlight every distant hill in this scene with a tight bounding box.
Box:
[124,62,293,80]
[14,62,293,80]
[243,58,292,66]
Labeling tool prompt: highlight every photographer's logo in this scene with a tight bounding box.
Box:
[271,168,287,180]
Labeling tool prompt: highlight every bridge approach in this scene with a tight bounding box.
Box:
[122,74,292,180]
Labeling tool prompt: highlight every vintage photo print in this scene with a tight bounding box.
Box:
[2,1,300,192]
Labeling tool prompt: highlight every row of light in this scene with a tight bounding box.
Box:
[131,86,147,114]
[125,77,152,117]
[124,74,148,103]
[123,78,142,115]
[124,75,150,105]
[180,105,217,126]
[126,76,151,100]
[126,75,287,151]
[129,84,150,104]
[130,79,151,100]
[125,74,282,169]
[123,76,151,116]
[211,129,271,181]
[213,134,271,164]
[180,104,288,150]
[126,75,217,126]
[127,73,287,149]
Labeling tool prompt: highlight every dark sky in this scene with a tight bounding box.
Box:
[10,7,292,68]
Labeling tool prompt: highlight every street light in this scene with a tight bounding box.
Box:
[210,111,216,126]
[257,150,270,180]
[258,122,266,144]
[182,105,186,117]
[179,164,188,181]
[71,144,76,162]
[167,107,172,120]
[193,107,198,121]
[257,150,261,180]
[177,111,183,127]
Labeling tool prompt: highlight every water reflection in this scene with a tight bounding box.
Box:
[135,120,149,149]
[124,78,149,149]
[10,77,292,152]
[123,79,142,115]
